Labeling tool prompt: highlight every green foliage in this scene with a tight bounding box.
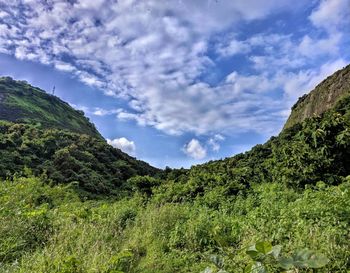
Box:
[153,94,350,204]
[0,121,159,196]
[0,76,102,138]
[244,242,328,272]
[127,175,161,195]
[0,176,350,272]
[0,175,77,264]
[1,76,350,272]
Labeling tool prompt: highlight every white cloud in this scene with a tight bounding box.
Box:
[208,134,225,152]
[309,0,350,31]
[216,38,251,57]
[107,137,136,156]
[54,61,76,72]
[0,0,348,138]
[93,108,120,116]
[281,58,348,102]
[297,33,341,58]
[69,104,121,117]
[183,139,207,160]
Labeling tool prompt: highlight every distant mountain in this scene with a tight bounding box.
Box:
[0,76,102,139]
[284,64,350,129]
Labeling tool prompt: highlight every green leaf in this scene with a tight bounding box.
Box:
[244,262,267,273]
[269,245,282,259]
[201,267,215,273]
[278,249,329,270]
[294,249,313,261]
[255,241,272,255]
[209,254,224,268]
[252,262,267,273]
[246,245,259,259]
[244,263,253,273]
[304,253,329,268]
[278,257,295,270]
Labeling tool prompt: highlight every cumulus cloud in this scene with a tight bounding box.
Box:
[183,139,207,160]
[107,137,136,156]
[69,104,121,117]
[0,0,348,138]
[309,0,350,31]
[216,38,251,57]
[92,108,121,116]
[208,134,225,152]
[281,58,348,102]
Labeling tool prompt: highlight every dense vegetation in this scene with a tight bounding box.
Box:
[1,70,350,272]
[1,174,349,272]
[0,77,102,138]
[0,121,158,196]
[154,95,350,206]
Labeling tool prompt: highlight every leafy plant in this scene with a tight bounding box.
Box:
[202,241,329,273]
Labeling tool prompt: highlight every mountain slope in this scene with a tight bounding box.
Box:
[0,76,102,139]
[0,121,159,196]
[284,64,350,129]
[1,68,350,273]
[0,77,160,196]
[155,66,350,202]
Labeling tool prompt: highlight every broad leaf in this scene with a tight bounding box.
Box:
[255,241,272,255]
[209,254,224,268]
[246,245,259,259]
[305,253,329,268]
[278,257,295,270]
[245,262,267,273]
[269,245,282,259]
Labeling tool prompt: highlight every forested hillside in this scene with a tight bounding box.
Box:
[1,69,350,272]
[157,95,350,203]
[0,121,159,197]
[0,77,102,138]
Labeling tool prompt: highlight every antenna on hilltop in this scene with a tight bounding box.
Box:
[52,85,55,95]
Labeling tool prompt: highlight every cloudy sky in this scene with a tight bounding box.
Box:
[0,0,349,168]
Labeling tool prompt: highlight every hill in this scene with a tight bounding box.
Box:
[284,64,350,129]
[0,121,159,196]
[1,89,350,272]
[0,77,159,196]
[0,76,102,139]
[1,68,350,272]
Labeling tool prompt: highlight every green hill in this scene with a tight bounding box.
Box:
[0,76,102,139]
[1,93,350,272]
[284,64,350,129]
[0,77,159,196]
[1,69,350,272]
[0,121,159,196]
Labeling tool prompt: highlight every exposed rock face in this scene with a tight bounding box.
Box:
[284,64,350,129]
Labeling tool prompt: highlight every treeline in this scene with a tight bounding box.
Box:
[154,96,350,204]
[0,121,159,196]
[1,93,350,272]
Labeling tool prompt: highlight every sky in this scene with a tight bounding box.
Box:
[0,0,349,168]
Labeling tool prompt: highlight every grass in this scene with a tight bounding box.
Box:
[1,176,349,272]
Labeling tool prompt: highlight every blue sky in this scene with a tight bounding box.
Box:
[0,0,349,168]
